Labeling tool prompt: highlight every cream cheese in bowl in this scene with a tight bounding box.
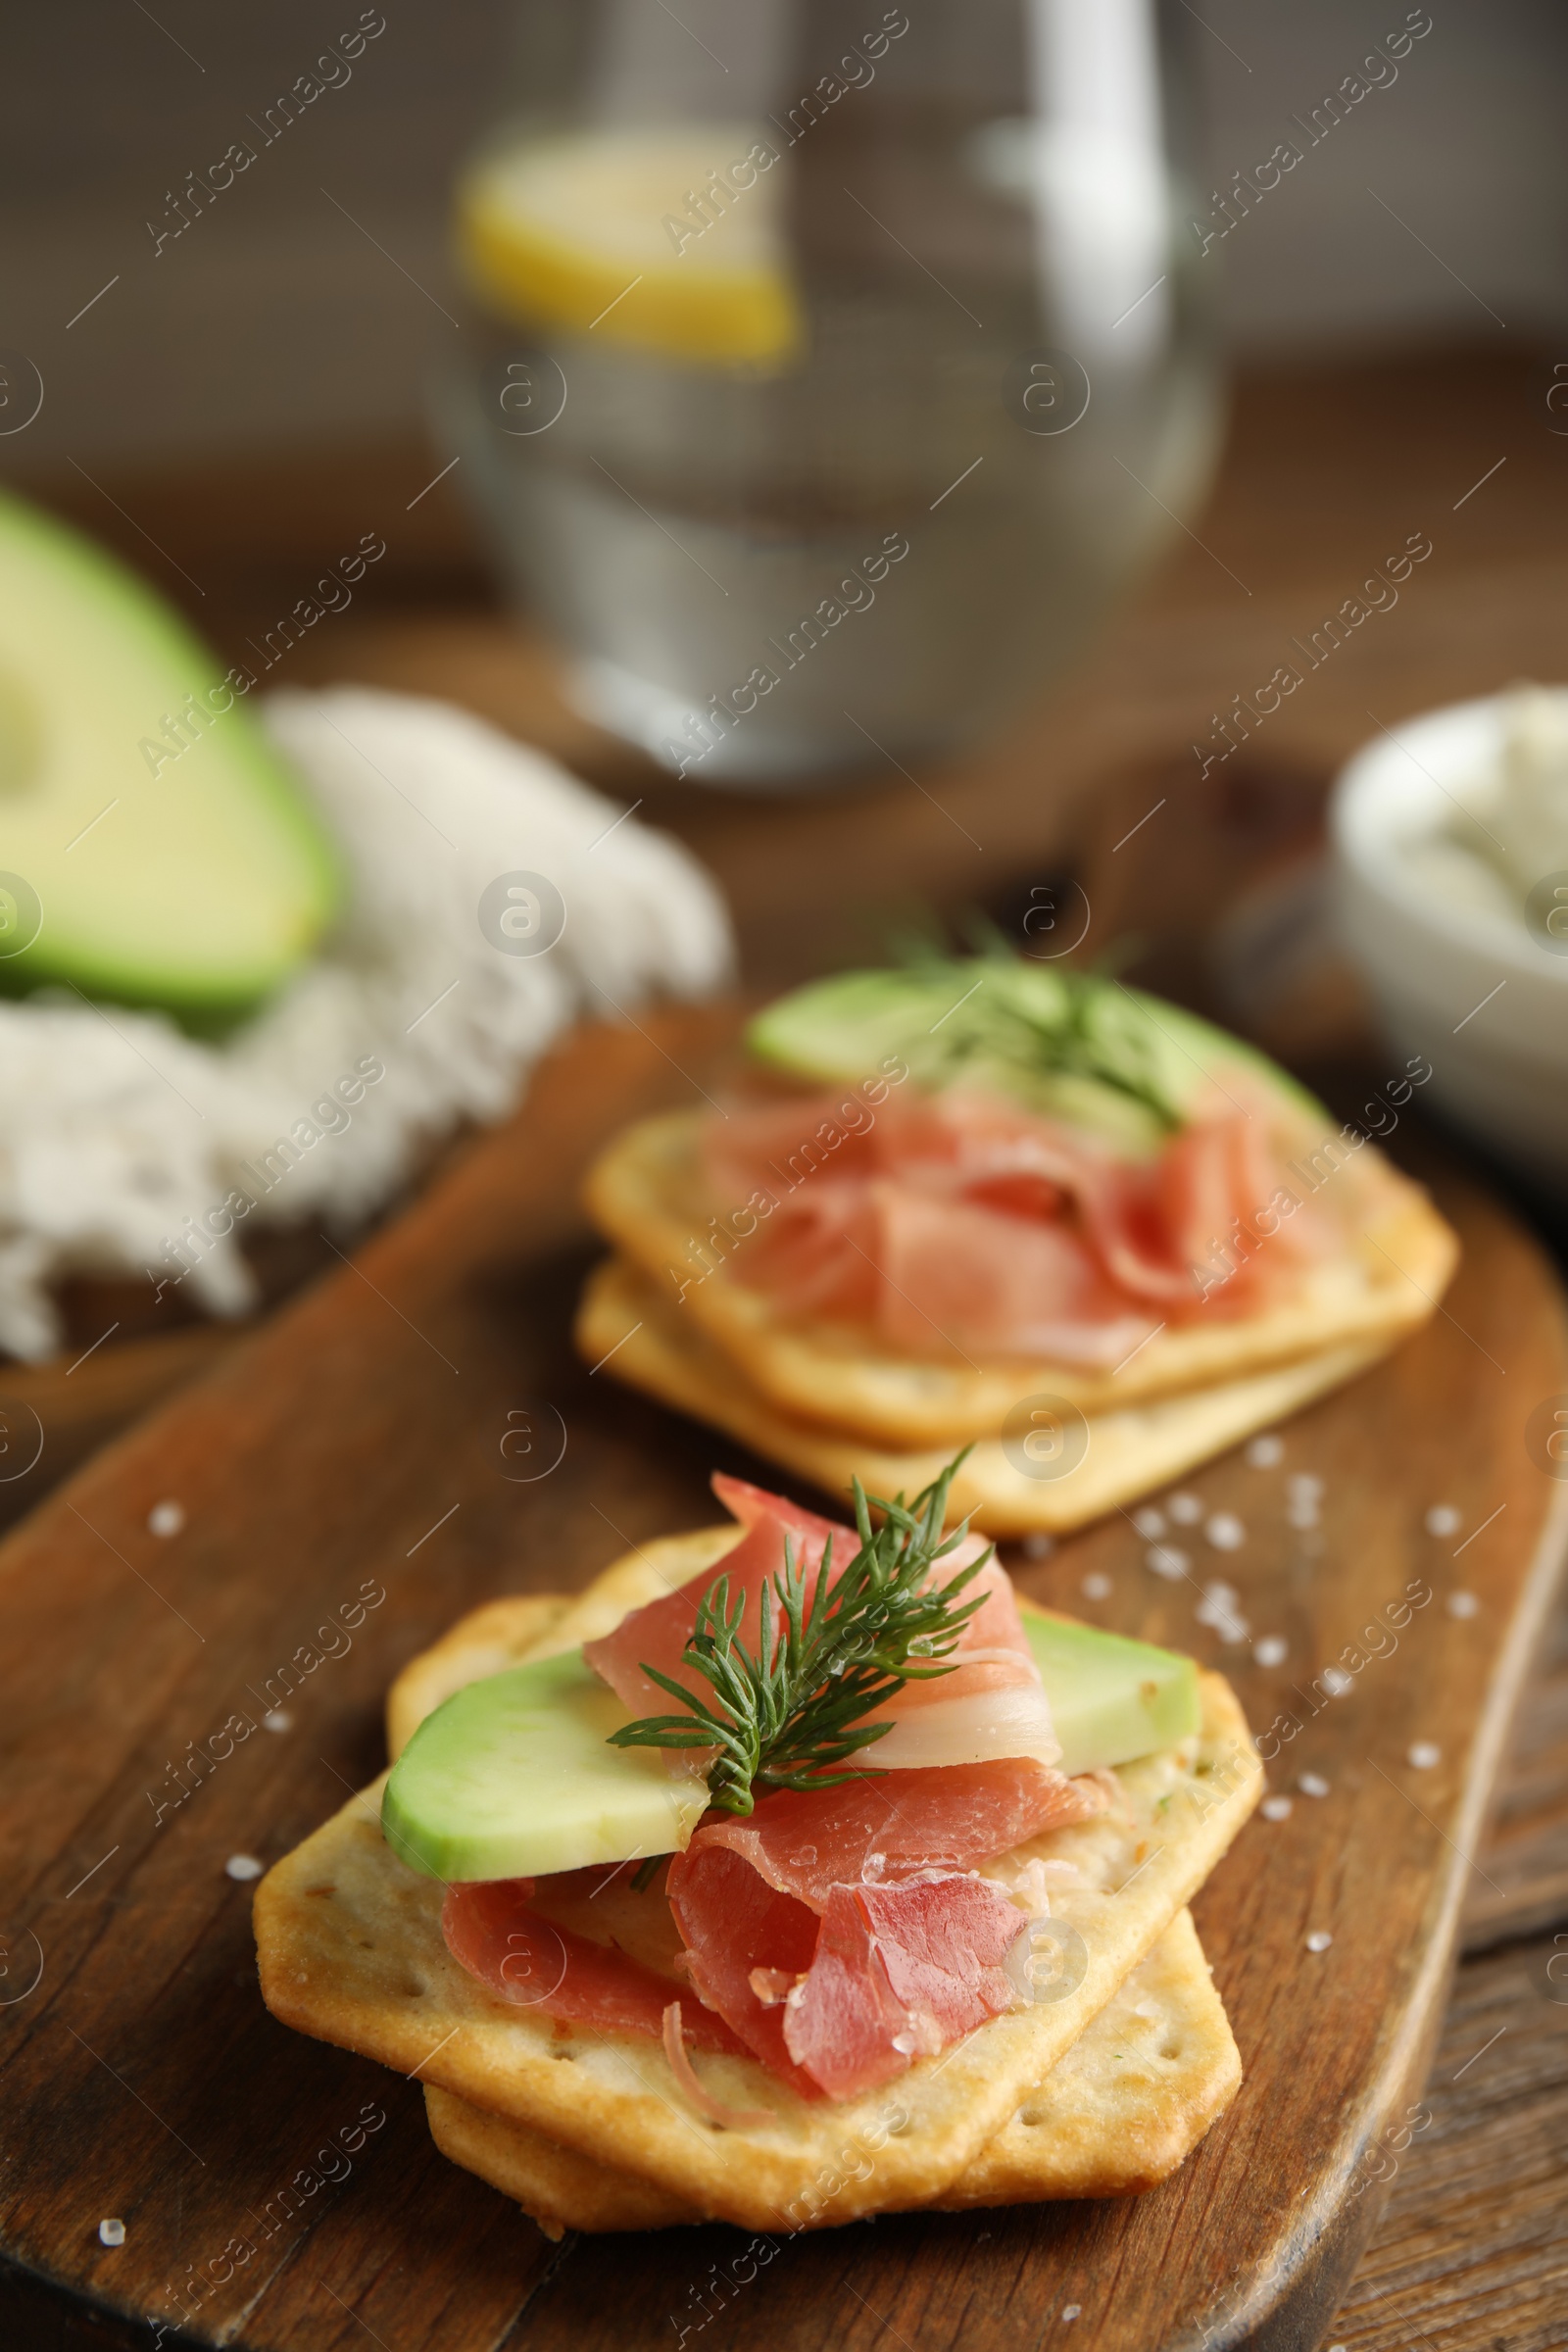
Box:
[1332,686,1568,1192]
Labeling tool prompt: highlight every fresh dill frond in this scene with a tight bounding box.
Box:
[606,1454,991,1817]
[897,947,1182,1132]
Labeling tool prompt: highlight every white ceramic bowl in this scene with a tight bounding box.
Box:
[1332,691,1568,1193]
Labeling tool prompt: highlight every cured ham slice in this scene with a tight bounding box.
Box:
[782,1876,1029,2100]
[704,1083,1333,1362]
[585,1476,1062,1771]
[676,1758,1100,1914]
[441,1877,749,2055]
[666,1759,1102,2095]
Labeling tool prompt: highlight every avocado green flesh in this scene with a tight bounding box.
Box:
[1022,1610,1200,1775]
[381,1648,710,1884]
[383,1616,1200,1884]
[0,489,339,1016]
[746,960,1324,1145]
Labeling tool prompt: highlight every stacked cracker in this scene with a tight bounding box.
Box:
[256,1535,1261,2237]
[573,1105,1459,1537]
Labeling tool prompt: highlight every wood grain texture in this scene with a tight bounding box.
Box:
[0,1006,1564,2352]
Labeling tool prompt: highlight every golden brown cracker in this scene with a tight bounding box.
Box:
[423,1905,1240,2233]
[575,1253,1392,1536]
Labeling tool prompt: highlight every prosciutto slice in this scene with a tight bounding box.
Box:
[441,1876,749,2055]
[665,1760,1098,2098]
[584,1477,1061,1770]
[704,1082,1332,1363]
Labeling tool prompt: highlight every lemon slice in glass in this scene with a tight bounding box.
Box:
[456,127,802,368]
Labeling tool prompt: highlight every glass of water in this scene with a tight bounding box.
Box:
[439,0,1221,790]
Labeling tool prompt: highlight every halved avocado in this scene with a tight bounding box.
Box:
[0,489,338,1019]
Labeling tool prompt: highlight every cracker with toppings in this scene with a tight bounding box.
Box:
[256,1531,1259,2232]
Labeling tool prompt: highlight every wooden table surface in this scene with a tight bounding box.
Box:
[11,340,1568,2347]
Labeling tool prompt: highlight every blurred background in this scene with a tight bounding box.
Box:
[6,0,1566,471]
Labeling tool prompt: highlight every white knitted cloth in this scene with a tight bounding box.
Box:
[0,687,732,1358]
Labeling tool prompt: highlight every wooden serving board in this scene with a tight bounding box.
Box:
[1,1007,1565,2352]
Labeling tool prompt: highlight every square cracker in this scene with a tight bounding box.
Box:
[389,1579,1242,2231]
[583,1106,1458,1440]
[256,1673,1258,2228]
[423,1906,1241,2234]
[574,1251,1389,1537]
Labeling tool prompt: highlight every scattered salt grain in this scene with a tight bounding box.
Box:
[147,1500,183,1539]
[1425,1504,1461,1538]
[1131,1506,1166,1541]
[1446,1591,1480,1619]
[1261,1795,1293,1821]
[1147,1544,1189,1581]
[1254,1637,1288,1668]
[1305,1931,1333,1953]
[1320,1666,1353,1696]
[224,1854,264,1882]
[1167,1493,1202,1525]
[98,2219,125,2248]
[1246,1434,1284,1469]
[263,1709,292,1734]
[1205,1512,1245,1551]
[1286,1472,1324,1531]
[1081,1571,1112,1601]
[1021,1532,1054,1560]
[1407,1741,1442,1770]
[1298,1772,1330,1798]
[892,2033,916,2055]
[1060,2307,1081,2324]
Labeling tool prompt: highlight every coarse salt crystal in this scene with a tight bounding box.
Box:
[1305,1931,1333,1953]
[147,1500,183,1539]
[1254,1636,1288,1667]
[892,2032,916,2055]
[98,2219,125,2247]
[1407,1741,1441,1769]
[1167,1494,1202,1525]
[1446,1591,1480,1619]
[1060,2307,1081,2323]
[1147,1544,1189,1581]
[1425,1504,1461,1538]
[1205,1512,1246,1550]
[1131,1506,1165,1540]
[1321,1667,1353,1696]
[1261,1795,1293,1821]
[1081,1571,1112,1600]
[224,1854,264,1882]
[1246,1435,1284,1468]
[263,1709,291,1734]
[1298,1772,1330,1798]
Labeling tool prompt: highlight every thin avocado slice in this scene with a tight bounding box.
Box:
[747,957,1324,1148]
[1021,1607,1201,1775]
[382,1647,709,1883]
[0,488,339,1019]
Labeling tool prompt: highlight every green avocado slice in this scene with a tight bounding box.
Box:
[381,1647,710,1884]
[1020,1607,1201,1775]
[0,488,339,1019]
[382,1614,1202,1884]
[746,957,1323,1150]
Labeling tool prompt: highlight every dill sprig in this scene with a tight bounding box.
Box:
[607,1455,991,1817]
[903,946,1183,1133]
